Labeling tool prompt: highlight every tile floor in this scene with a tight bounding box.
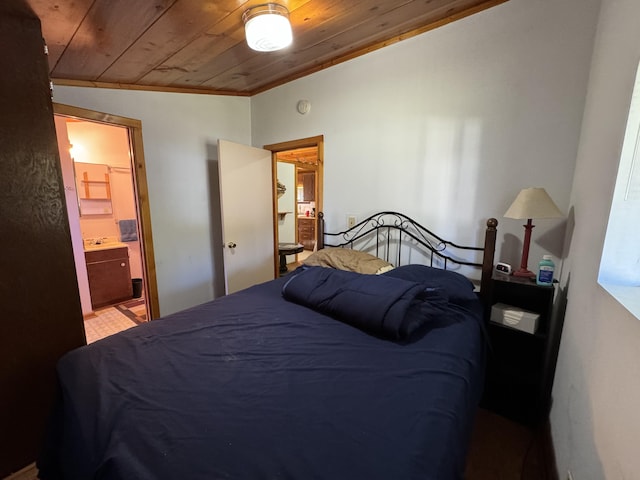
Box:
[84,306,138,344]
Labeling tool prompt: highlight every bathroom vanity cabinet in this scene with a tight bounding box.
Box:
[85,246,133,309]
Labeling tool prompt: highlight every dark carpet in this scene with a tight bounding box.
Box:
[465,408,556,479]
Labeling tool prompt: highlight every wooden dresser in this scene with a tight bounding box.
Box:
[297,217,316,251]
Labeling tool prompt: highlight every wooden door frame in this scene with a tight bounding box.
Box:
[264,135,324,276]
[53,103,160,320]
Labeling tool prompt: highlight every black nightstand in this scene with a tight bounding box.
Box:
[481,274,565,425]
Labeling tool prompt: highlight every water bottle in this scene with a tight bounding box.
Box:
[537,255,555,286]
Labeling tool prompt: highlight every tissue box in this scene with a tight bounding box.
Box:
[490,303,540,334]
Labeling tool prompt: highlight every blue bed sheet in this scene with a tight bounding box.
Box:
[38,273,486,480]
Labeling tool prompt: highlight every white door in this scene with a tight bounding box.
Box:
[218,139,274,294]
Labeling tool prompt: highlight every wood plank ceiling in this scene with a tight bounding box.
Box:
[277,146,318,164]
[26,0,508,97]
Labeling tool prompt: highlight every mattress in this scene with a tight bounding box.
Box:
[38,266,486,480]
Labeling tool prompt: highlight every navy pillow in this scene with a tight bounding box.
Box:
[382,264,477,304]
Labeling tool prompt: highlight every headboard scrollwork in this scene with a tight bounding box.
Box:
[317,211,497,302]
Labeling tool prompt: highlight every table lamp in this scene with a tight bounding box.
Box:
[504,187,564,277]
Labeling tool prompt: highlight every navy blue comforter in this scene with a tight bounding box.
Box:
[39,266,485,480]
[282,266,451,340]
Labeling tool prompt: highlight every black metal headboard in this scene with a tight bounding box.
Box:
[317,211,498,302]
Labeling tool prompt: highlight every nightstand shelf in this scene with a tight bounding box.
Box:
[481,274,565,425]
[488,320,548,341]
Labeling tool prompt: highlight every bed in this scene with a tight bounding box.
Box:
[38,211,497,480]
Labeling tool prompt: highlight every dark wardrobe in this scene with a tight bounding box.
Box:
[0,1,86,476]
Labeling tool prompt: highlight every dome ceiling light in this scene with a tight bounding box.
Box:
[242,3,293,52]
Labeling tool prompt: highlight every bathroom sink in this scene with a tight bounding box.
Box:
[84,242,128,252]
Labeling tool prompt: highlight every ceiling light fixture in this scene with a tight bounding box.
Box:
[242,3,293,52]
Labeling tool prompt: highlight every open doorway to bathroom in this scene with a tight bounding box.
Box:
[53,103,159,343]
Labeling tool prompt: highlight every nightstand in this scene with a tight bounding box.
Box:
[481,274,565,425]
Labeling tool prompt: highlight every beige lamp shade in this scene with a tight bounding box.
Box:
[504,187,564,219]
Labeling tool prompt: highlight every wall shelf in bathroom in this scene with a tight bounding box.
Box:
[277,211,293,220]
[80,171,111,200]
[75,163,113,216]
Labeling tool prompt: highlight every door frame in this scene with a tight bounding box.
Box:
[53,103,161,320]
[264,135,324,275]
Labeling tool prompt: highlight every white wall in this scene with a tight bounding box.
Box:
[251,0,600,273]
[53,87,251,315]
[552,0,640,478]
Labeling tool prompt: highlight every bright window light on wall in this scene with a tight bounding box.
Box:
[242,3,293,52]
[598,61,640,319]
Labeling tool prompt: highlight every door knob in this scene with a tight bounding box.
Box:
[226,242,237,248]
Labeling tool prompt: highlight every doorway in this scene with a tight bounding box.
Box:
[53,103,160,325]
[265,136,323,275]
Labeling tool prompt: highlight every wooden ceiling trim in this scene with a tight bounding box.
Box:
[52,0,177,80]
[51,77,251,97]
[99,0,235,84]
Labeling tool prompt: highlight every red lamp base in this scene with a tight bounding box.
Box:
[513,219,536,279]
[513,268,536,278]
